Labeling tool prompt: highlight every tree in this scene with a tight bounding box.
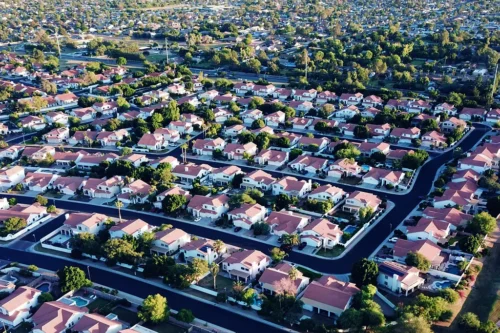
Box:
[241,288,256,306]
[282,234,300,246]
[354,125,370,139]
[175,309,195,323]
[116,57,127,66]
[104,238,143,264]
[47,205,57,213]
[394,313,433,333]
[405,294,449,322]
[289,148,303,161]
[35,195,48,206]
[3,217,27,233]
[190,258,209,281]
[251,119,265,129]
[351,258,378,287]
[161,194,187,214]
[288,267,299,281]
[212,240,225,254]
[405,251,431,271]
[486,196,500,217]
[116,96,130,111]
[253,222,271,236]
[57,266,91,293]
[209,263,219,290]
[270,247,287,263]
[338,308,363,330]
[459,234,483,254]
[275,194,296,211]
[228,193,256,207]
[138,294,169,324]
[468,212,497,235]
[439,288,459,304]
[402,150,429,169]
[115,200,124,222]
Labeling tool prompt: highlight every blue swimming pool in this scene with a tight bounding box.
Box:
[71,296,90,307]
[343,225,357,234]
[36,282,51,292]
[361,165,371,172]
[432,280,453,290]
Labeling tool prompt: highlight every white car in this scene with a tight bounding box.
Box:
[194,217,201,222]
[389,237,399,243]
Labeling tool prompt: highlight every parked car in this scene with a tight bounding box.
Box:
[298,242,307,250]
[389,237,399,243]
[194,217,201,222]
[234,226,242,232]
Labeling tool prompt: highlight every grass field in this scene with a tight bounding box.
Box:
[112,307,140,326]
[316,246,345,258]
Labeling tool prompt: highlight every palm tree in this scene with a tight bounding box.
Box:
[213,239,225,254]
[209,262,219,290]
[288,267,299,281]
[115,200,124,222]
[180,143,188,164]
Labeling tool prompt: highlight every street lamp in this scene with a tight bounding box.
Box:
[87,266,92,281]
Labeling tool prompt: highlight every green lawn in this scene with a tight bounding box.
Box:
[316,246,345,258]
[112,307,140,326]
[144,322,188,333]
[87,297,114,313]
[197,274,234,292]
[297,266,322,280]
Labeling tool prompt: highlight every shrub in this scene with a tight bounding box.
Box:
[216,292,228,303]
[119,298,132,307]
[440,310,453,321]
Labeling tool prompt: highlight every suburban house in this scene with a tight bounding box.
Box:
[292,89,317,101]
[31,301,87,333]
[180,238,223,264]
[316,91,337,104]
[389,127,421,144]
[0,286,42,327]
[20,115,46,130]
[210,165,243,185]
[486,108,500,123]
[0,203,47,226]
[259,263,310,295]
[362,95,383,108]
[254,149,289,167]
[421,131,447,148]
[168,121,193,134]
[343,191,381,213]
[55,92,78,105]
[193,138,227,156]
[241,109,263,125]
[82,176,124,198]
[459,107,486,121]
[0,146,24,160]
[265,210,311,236]
[109,219,152,239]
[406,99,430,113]
[72,313,123,333]
[392,239,445,269]
[301,276,359,318]
[228,203,266,230]
[172,164,211,184]
[328,158,361,179]
[264,111,286,127]
[333,105,359,119]
[22,146,55,161]
[367,123,392,138]
[272,177,312,198]
[22,172,59,191]
[68,131,100,146]
[71,107,96,122]
[137,133,166,151]
[434,103,457,116]
[377,261,424,296]
[97,129,129,147]
[222,250,270,282]
[223,142,258,160]
[0,166,25,191]
[154,186,191,209]
[63,212,109,236]
[339,93,363,105]
[422,207,473,230]
[440,117,467,133]
[290,117,313,130]
[187,194,230,220]
[358,142,390,156]
[154,128,180,142]
[93,101,118,115]
[224,124,245,137]
[300,218,343,249]
[307,184,346,204]
[52,176,85,196]
[151,228,191,255]
[43,127,70,144]
[362,168,405,187]
[297,137,330,151]
[406,218,451,244]
[241,170,276,191]
[45,111,69,125]
[288,155,328,174]
[117,179,153,204]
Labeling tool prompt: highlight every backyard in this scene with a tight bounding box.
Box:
[144,322,187,333]
[197,274,234,292]
[112,306,140,326]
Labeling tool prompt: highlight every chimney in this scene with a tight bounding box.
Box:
[185,167,188,172]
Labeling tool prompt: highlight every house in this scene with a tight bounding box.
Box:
[20,115,46,130]
[301,276,359,318]
[343,191,381,213]
[0,286,42,327]
[366,123,391,138]
[93,101,118,115]
[441,117,467,133]
[358,142,390,156]
[68,131,100,146]
[228,203,266,230]
[241,109,263,125]
[389,127,421,144]
[362,95,383,108]
[486,109,500,124]
[392,239,445,268]
[151,228,191,255]
[31,301,87,333]
[234,82,255,95]
[297,137,330,151]
[362,168,405,187]
[22,172,59,191]
[433,103,457,116]
[361,107,381,118]
[333,105,359,119]
[0,280,15,294]
[120,154,149,168]
[22,146,55,161]
[172,164,211,184]
[300,218,343,249]
[43,127,70,144]
[411,113,440,128]
[0,145,24,160]
[421,131,447,148]
[272,88,293,100]
[224,124,245,137]
[109,219,152,239]
[223,142,258,160]
[150,156,179,169]
[265,210,310,236]
[72,313,123,333]
[254,149,289,167]
[180,238,224,264]
[97,129,129,147]
[71,107,96,122]
[55,92,78,105]
[272,177,312,198]
[459,107,486,121]
[272,132,302,146]
[82,176,124,198]
[406,218,451,244]
[52,176,85,196]
[154,186,191,209]
[192,138,227,156]
[259,263,310,295]
[137,133,165,151]
[211,165,243,185]
[387,149,413,163]
[63,212,109,236]
[264,111,286,127]
[290,117,313,130]
[0,166,25,191]
[214,94,236,105]
[168,121,193,134]
[307,184,346,204]
[328,158,361,179]
[288,155,328,174]
[187,194,230,220]
[77,153,118,170]
[118,179,154,204]
[452,169,481,183]
[316,91,337,105]
[0,203,47,226]
[117,111,140,121]
[45,111,69,125]
[422,207,473,230]
[458,153,493,173]
[406,99,430,113]
[377,261,424,296]
[222,250,270,282]
[241,170,276,191]
[154,128,180,142]
[433,187,475,209]
[339,93,363,105]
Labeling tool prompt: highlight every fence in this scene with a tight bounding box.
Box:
[339,208,386,248]
[0,214,53,241]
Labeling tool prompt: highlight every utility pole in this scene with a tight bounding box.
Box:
[490,64,499,109]
[165,37,169,65]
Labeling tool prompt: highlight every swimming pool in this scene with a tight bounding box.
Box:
[343,225,357,234]
[361,165,371,172]
[0,275,17,283]
[36,282,51,292]
[431,280,453,290]
[71,296,90,307]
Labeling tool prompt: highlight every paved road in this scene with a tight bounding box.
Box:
[0,248,286,333]
[3,125,489,275]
